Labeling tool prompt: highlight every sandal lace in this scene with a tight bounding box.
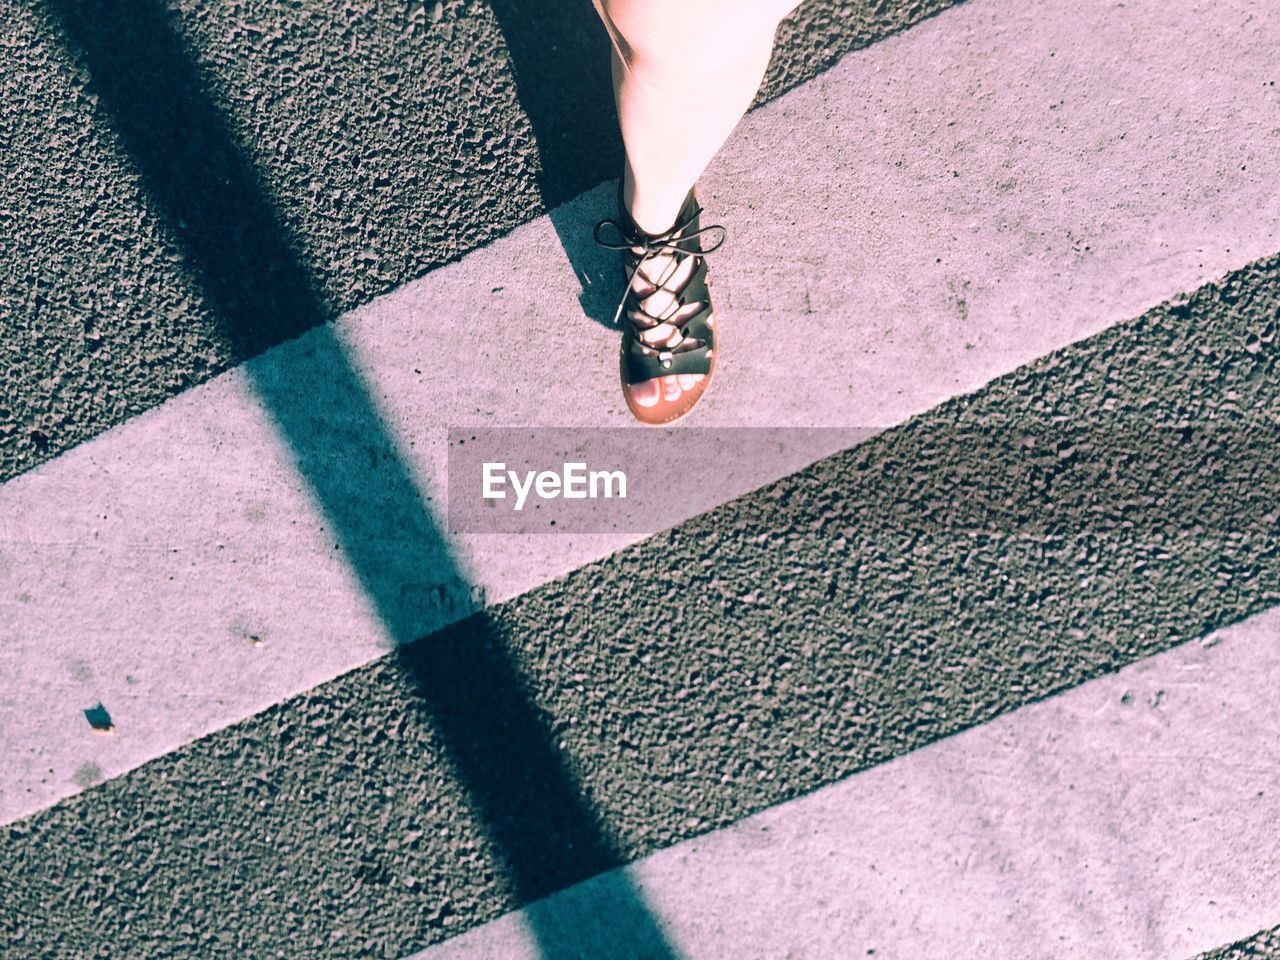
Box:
[593,203,727,354]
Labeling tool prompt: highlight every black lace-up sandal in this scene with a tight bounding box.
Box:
[593,188,727,425]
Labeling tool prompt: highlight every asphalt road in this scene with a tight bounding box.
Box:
[1204,927,1280,960]
[2,0,1279,957]
[410,611,1280,959]
[2,0,951,481]
[6,0,1278,827]
[4,248,1280,955]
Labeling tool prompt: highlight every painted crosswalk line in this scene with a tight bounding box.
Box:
[408,608,1280,960]
[2,245,1277,955]
[2,0,1277,826]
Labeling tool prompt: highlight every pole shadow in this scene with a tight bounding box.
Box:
[37,0,679,956]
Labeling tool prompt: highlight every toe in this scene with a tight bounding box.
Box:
[662,376,682,401]
[678,374,702,391]
[628,378,662,408]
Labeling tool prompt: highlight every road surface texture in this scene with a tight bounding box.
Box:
[2,0,1279,957]
[5,0,1279,825]
[2,0,949,481]
[1202,927,1280,960]
[407,610,1279,959]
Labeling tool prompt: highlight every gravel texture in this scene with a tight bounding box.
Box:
[2,252,1278,958]
[0,0,956,482]
[1199,927,1280,960]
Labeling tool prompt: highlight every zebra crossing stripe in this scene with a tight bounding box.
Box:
[3,245,1279,957]
[3,0,1278,827]
[407,610,1280,960]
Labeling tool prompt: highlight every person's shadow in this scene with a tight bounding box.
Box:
[36,0,679,956]
[487,0,627,328]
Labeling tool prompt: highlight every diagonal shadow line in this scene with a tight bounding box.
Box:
[36,0,680,955]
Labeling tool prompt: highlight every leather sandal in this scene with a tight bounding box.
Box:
[593,188,726,424]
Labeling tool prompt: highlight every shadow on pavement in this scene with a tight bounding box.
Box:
[37,0,678,956]
[487,0,626,329]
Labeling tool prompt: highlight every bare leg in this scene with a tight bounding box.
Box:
[603,2,789,234]
[593,0,802,411]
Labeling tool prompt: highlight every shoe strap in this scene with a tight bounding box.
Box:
[593,191,727,329]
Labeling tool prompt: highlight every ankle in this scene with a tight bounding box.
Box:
[622,166,691,236]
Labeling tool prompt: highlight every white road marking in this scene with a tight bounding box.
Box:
[2,0,1278,823]
[407,609,1280,960]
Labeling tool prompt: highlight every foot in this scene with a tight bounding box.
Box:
[623,248,709,410]
[594,189,726,424]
